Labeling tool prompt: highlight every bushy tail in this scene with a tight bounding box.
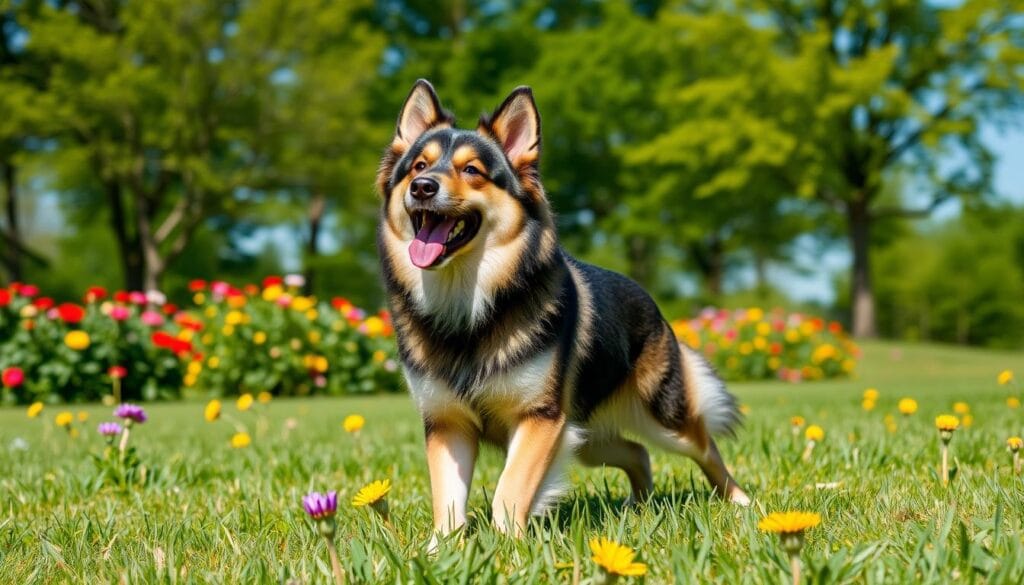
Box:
[680,344,742,437]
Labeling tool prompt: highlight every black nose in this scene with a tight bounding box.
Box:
[410,177,439,200]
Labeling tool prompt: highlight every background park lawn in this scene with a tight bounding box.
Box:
[1,341,1023,583]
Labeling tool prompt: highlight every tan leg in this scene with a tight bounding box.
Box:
[696,438,750,505]
[425,424,478,537]
[578,436,654,505]
[491,415,566,535]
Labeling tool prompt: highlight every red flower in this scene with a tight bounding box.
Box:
[56,303,86,324]
[84,286,108,303]
[33,297,54,311]
[188,279,207,292]
[174,314,204,331]
[0,289,10,307]
[151,331,193,356]
[828,321,843,334]
[18,284,38,297]
[331,297,351,310]
[162,303,179,315]
[243,284,259,295]
[2,366,24,388]
[114,291,131,304]
[769,342,783,356]
[262,275,283,288]
[108,365,128,379]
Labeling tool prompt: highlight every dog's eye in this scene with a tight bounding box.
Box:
[463,165,481,176]
[414,161,427,172]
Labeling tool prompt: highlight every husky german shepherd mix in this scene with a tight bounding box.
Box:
[376,80,750,538]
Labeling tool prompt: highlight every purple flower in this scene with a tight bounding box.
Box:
[303,491,338,520]
[114,403,147,424]
[97,422,123,437]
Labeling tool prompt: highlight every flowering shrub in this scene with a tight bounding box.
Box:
[0,278,402,405]
[671,308,859,382]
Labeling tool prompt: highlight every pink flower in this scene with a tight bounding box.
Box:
[275,294,293,307]
[140,310,165,327]
[19,284,39,297]
[2,367,24,388]
[110,306,131,321]
[128,291,147,305]
[211,281,231,297]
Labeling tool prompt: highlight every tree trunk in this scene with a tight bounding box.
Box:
[690,237,725,299]
[106,181,146,291]
[848,198,878,338]
[304,192,327,293]
[626,234,657,288]
[2,163,22,281]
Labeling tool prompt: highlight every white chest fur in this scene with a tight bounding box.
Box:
[405,347,558,430]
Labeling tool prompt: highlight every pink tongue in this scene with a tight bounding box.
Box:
[409,217,457,268]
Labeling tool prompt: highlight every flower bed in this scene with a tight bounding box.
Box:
[671,308,859,382]
[0,278,402,405]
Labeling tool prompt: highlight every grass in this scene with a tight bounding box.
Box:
[1,341,1022,583]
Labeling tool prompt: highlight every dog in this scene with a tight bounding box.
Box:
[376,80,750,539]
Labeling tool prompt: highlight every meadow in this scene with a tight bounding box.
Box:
[1,341,1022,584]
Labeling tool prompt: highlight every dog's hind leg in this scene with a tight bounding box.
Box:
[639,424,750,505]
[577,435,654,506]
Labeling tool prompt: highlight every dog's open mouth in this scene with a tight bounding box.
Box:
[408,210,481,269]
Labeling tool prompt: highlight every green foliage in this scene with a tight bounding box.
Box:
[3,342,1024,581]
[872,207,1024,348]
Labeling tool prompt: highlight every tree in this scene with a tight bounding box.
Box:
[0,2,53,282]
[746,0,1024,337]
[26,0,258,291]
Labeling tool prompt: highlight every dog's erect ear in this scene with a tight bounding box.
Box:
[479,87,541,171]
[394,79,453,151]
[377,80,453,197]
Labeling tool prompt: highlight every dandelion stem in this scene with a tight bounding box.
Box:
[801,440,815,462]
[324,537,346,585]
[789,551,801,585]
[940,442,949,485]
[1014,451,1020,475]
[112,378,121,405]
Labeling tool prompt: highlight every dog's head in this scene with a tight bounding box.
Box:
[377,80,549,272]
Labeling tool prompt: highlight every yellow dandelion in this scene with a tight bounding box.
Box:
[935,415,959,432]
[343,414,365,433]
[805,425,824,442]
[55,411,74,427]
[759,511,820,585]
[863,388,879,401]
[589,537,647,577]
[739,403,751,415]
[257,391,272,404]
[898,398,918,415]
[231,432,251,448]
[352,479,391,507]
[758,511,821,534]
[861,399,876,412]
[884,414,898,434]
[64,330,91,351]
[1007,397,1021,409]
[204,399,222,422]
[961,414,973,428]
[998,370,1013,385]
[27,402,44,418]
[77,411,89,422]
[1006,437,1022,451]
[952,402,969,415]
[790,416,805,428]
[237,393,254,411]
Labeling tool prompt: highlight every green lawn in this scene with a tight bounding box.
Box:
[1,341,1022,583]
